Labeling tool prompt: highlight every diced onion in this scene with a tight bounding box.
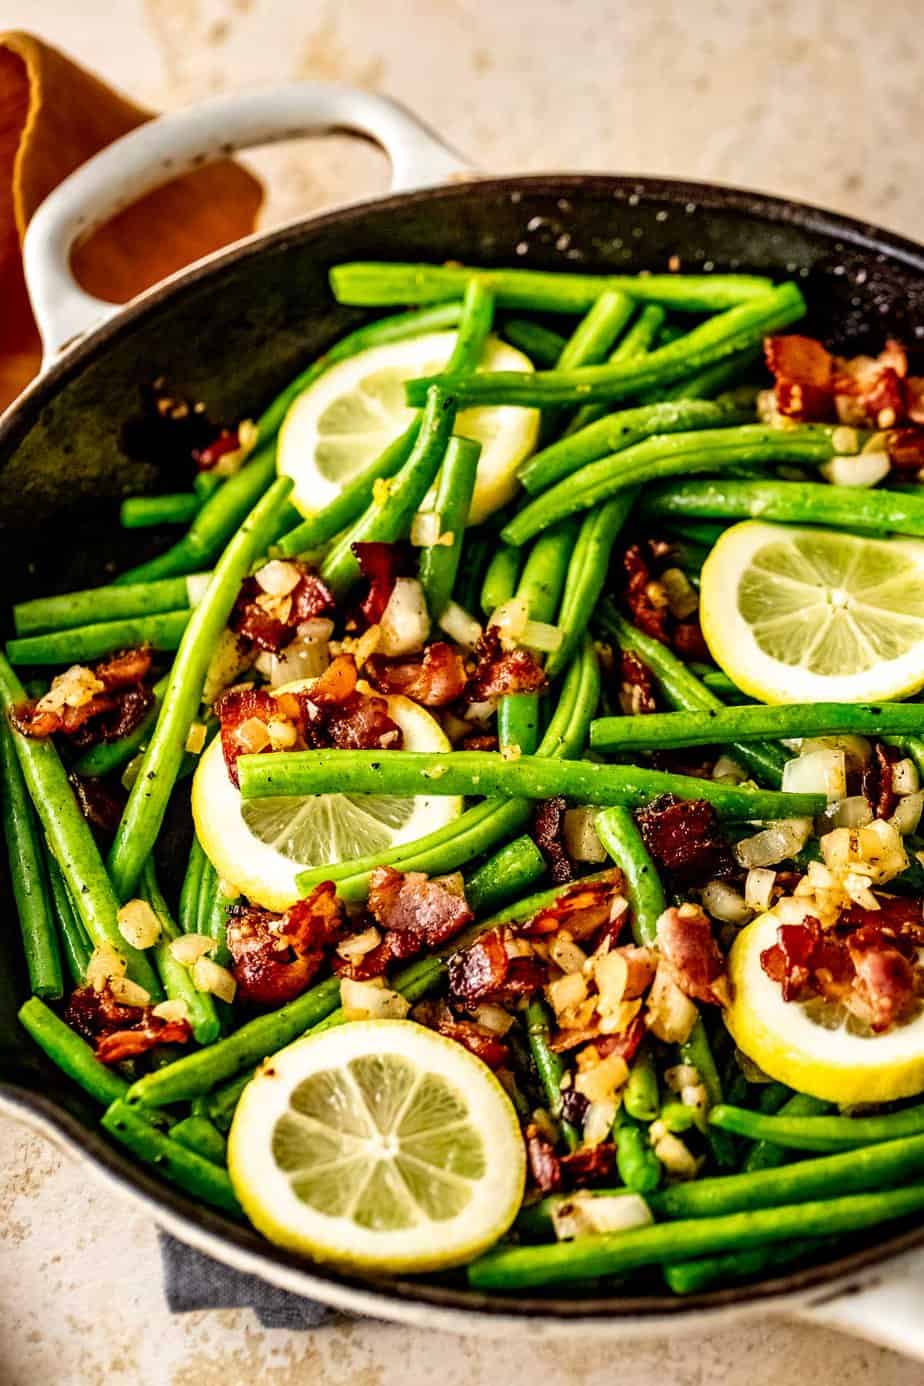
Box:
[712,754,746,784]
[202,628,253,706]
[379,578,430,656]
[108,976,152,1008]
[473,1003,515,1035]
[782,748,846,800]
[735,817,813,869]
[117,898,162,950]
[552,1191,653,1242]
[185,721,207,755]
[653,1130,699,1178]
[85,944,127,992]
[665,1064,700,1093]
[821,451,890,487]
[799,735,871,772]
[340,976,410,1020]
[488,596,529,646]
[702,879,751,925]
[548,934,588,975]
[547,971,588,1016]
[745,867,776,913]
[336,927,382,959]
[832,426,861,454]
[563,807,607,863]
[827,794,874,829]
[410,510,443,547]
[234,716,271,754]
[645,964,698,1043]
[660,567,699,619]
[255,558,302,596]
[193,955,237,1003]
[170,934,214,967]
[582,1098,619,1147]
[522,620,562,653]
[893,758,920,796]
[438,600,483,650]
[152,999,189,1024]
[892,789,924,836]
[185,572,213,607]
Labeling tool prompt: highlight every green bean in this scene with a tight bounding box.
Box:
[681,1017,736,1168]
[446,279,495,372]
[595,806,664,947]
[514,518,579,625]
[480,544,522,615]
[661,519,729,548]
[454,530,494,614]
[126,974,342,1108]
[643,347,762,406]
[0,655,159,993]
[194,471,223,502]
[331,262,775,314]
[46,852,91,986]
[564,303,666,434]
[102,1100,242,1216]
[756,1082,793,1115]
[519,396,754,496]
[503,424,848,546]
[107,477,294,901]
[246,749,825,818]
[275,419,421,558]
[204,1069,253,1130]
[114,448,277,586]
[664,1238,834,1295]
[18,997,128,1106]
[405,285,805,408]
[320,387,457,595]
[501,320,568,366]
[120,493,200,528]
[615,1108,661,1194]
[591,701,924,753]
[296,638,599,899]
[497,691,541,755]
[140,859,220,1046]
[709,1102,924,1153]
[546,492,636,678]
[72,674,169,779]
[651,1132,924,1221]
[525,999,578,1149]
[541,291,635,438]
[179,836,209,936]
[597,604,788,787]
[255,301,465,444]
[696,669,747,701]
[639,476,924,537]
[465,835,546,916]
[200,869,234,964]
[659,1100,700,1134]
[467,1183,924,1290]
[7,611,190,666]
[170,1115,228,1166]
[624,1044,660,1123]
[0,720,62,998]
[195,860,219,938]
[13,578,198,636]
[418,436,481,617]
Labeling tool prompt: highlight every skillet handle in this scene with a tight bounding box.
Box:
[789,1247,924,1360]
[22,81,470,363]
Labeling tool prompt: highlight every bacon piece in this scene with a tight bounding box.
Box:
[834,352,906,429]
[531,796,573,885]
[367,866,472,960]
[65,984,191,1065]
[352,542,402,625]
[885,427,924,472]
[447,928,509,1004]
[861,743,897,821]
[466,626,546,701]
[560,1142,616,1187]
[226,882,345,1007]
[215,685,278,784]
[848,926,917,1033]
[623,543,669,644]
[305,652,358,706]
[323,691,402,752]
[657,905,727,1005]
[230,564,334,654]
[560,1088,589,1128]
[10,646,155,745]
[636,794,731,882]
[461,733,499,751]
[522,871,624,942]
[842,893,924,941]
[671,619,710,663]
[365,641,466,707]
[765,335,834,389]
[905,381,924,426]
[69,774,126,841]
[593,1015,647,1065]
[525,1126,563,1193]
[619,650,657,716]
[95,646,154,689]
[413,1000,509,1068]
[194,426,241,471]
[331,937,393,981]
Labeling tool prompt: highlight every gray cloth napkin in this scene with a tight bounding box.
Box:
[158,1231,346,1328]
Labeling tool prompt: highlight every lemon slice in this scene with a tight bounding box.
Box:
[699,521,924,703]
[726,910,924,1105]
[192,680,461,911]
[277,331,539,526]
[228,1019,525,1271]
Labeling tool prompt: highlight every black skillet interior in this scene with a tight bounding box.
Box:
[3,173,924,1321]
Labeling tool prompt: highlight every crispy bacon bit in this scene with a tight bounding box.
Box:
[461,733,499,751]
[230,563,334,654]
[466,626,546,701]
[623,543,669,644]
[593,1014,647,1065]
[619,651,657,716]
[65,984,191,1065]
[765,335,834,389]
[226,882,344,1007]
[861,743,897,821]
[842,893,924,940]
[353,542,402,626]
[884,427,924,472]
[760,914,918,1033]
[322,691,401,752]
[194,427,240,471]
[522,872,624,942]
[560,1142,616,1187]
[367,866,472,960]
[671,619,710,663]
[413,1000,509,1068]
[96,646,154,689]
[331,937,393,981]
[531,796,573,885]
[765,333,924,435]
[447,928,510,1004]
[525,1126,563,1193]
[69,774,126,841]
[365,641,466,707]
[560,1088,589,1129]
[657,905,727,1005]
[636,794,732,882]
[10,646,155,745]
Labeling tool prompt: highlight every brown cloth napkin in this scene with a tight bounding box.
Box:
[0,31,263,411]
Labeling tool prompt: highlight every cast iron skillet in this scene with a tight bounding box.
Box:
[3,84,924,1343]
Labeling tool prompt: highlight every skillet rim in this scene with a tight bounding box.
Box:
[4,168,924,1326]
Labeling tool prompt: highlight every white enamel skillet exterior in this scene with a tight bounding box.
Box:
[6,79,924,1354]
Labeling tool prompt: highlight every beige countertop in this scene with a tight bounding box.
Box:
[2,0,924,1380]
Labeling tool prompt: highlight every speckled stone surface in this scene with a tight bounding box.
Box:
[2,0,924,1379]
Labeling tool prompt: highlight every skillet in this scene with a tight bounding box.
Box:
[2,81,924,1351]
